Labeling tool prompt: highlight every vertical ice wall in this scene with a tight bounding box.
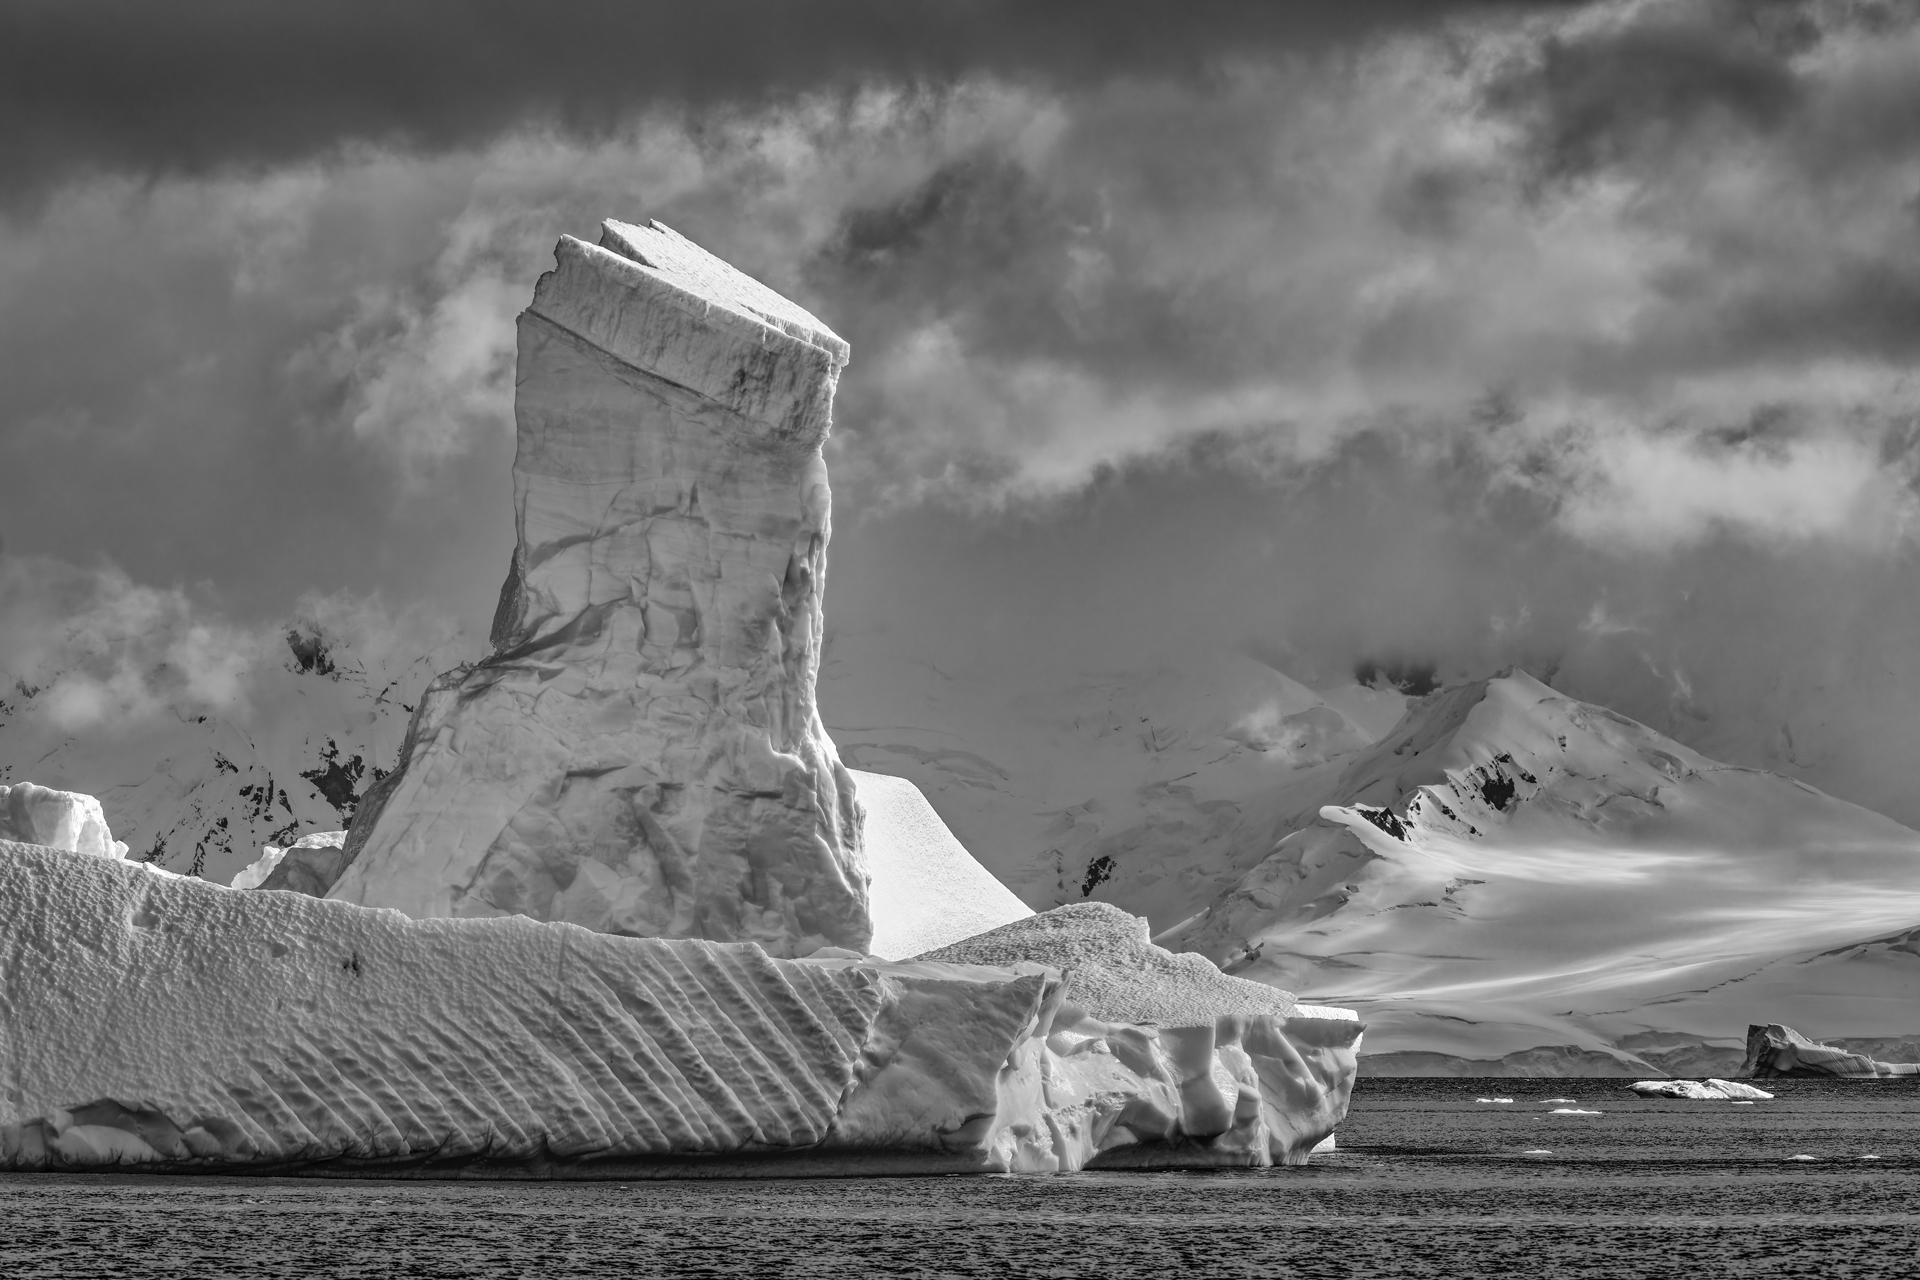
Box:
[329,220,866,955]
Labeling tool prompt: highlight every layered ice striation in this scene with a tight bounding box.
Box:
[0,841,1358,1175]
[1740,1024,1920,1079]
[328,220,865,956]
[0,782,127,860]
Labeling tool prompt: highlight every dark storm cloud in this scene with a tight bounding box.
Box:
[0,0,1594,197]
[1488,3,1811,189]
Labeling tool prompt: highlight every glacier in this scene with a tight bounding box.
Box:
[0,839,1357,1175]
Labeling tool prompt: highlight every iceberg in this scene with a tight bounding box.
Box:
[1740,1024,1920,1079]
[231,830,348,893]
[0,840,1357,1174]
[230,768,1030,958]
[1627,1079,1772,1100]
[0,781,128,860]
[328,220,865,956]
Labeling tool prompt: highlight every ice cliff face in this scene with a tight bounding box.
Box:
[0,783,127,859]
[1740,1024,1920,1079]
[233,768,1029,959]
[0,840,1357,1175]
[1161,673,1920,1076]
[328,221,865,956]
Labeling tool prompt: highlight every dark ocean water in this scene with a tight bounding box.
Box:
[6,1077,1919,1279]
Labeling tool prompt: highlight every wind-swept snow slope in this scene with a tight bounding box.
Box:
[855,770,1031,959]
[0,840,1357,1175]
[1162,673,1920,1075]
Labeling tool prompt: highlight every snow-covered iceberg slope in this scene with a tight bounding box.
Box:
[1162,672,1920,1075]
[0,841,1357,1175]
[856,770,1032,959]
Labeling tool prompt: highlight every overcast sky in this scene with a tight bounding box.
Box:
[4,0,1920,819]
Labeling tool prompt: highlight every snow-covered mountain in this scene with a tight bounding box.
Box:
[1158,673,1920,1075]
[818,632,1407,909]
[0,623,463,883]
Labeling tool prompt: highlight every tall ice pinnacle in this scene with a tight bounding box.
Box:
[328,219,867,955]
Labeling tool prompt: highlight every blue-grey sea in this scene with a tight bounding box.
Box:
[5,1077,1918,1279]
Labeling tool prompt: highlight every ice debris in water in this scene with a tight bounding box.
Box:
[1550,1108,1602,1115]
[1629,1079,1772,1101]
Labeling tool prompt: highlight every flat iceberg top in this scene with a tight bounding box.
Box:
[915,901,1330,1026]
[600,219,847,362]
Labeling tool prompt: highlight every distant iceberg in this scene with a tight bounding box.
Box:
[1741,1024,1920,1079]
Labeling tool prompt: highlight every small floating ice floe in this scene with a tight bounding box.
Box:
[1788,1154,1818,1162]
[1541,1098,1576,1104]
[1730,1101,1755,1106]
[1859,1155,1882,1161]
[1628,1079,1773,1101]
[1522,1149,1553,1155]
[1550,1108,1602,1115]
[1476,1097,1515,1104]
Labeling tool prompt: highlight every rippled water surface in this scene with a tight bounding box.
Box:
[7,1077,1919,1278]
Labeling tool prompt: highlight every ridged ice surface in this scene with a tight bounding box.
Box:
[1742,1024,1920,1079]
[1,841,1359,1176]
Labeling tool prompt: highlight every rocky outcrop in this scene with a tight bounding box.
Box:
[1741,1023,1920,1078]
[327,220,866,956]
[0,783,127,860]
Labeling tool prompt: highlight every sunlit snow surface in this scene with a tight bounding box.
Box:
[855,770,1032,959]
[1164,673,1920,1073]
[0,840,1355,1175]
